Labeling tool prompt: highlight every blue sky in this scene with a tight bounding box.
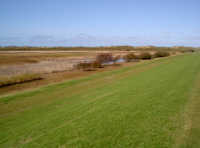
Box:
[0,0,199,46]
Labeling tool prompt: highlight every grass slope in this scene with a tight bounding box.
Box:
[0,53,200,148]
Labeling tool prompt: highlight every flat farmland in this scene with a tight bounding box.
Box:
[0,53,200,148]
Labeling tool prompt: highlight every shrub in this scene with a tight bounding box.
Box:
[138,52,152,60]
[76,62,92,71]
[76,60,103,71]
[123,53,137,62]
[153,51,170,58]
[96,53,113,63]
[91,61,103,68]
[182,49,195,53]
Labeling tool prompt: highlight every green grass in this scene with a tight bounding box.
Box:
[0,53,200,148]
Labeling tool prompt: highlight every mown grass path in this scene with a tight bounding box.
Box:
[0,53,200,148]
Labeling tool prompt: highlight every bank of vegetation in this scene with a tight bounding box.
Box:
[0,46,199,52]
[75,51,171,71]
[0,74,42,88]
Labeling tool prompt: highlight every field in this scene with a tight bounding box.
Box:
[0,52,98,66]
[0,51,135,77]
[0,52,99,77]
[0,53,200,147]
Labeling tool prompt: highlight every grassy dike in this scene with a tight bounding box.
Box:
[0,53,200,148]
